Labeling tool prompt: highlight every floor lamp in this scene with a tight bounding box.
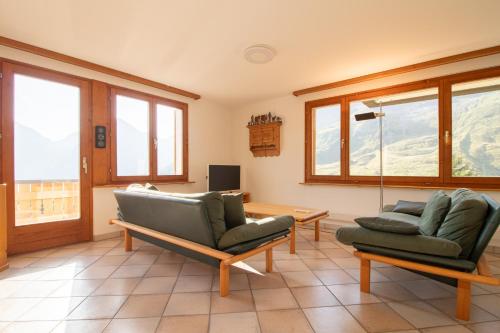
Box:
[355,103,386,212]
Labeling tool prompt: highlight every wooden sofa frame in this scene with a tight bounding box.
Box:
[110,219,288,296]
[355,250,500,321]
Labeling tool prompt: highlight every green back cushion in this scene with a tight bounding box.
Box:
[355,216,420,235]
[419,191,451,236]
[222,193,247,229]
[437,188,488,258]
[167,192,226,242]
[145,183,159,191]
[392,200,426,216]
[123,187,227,241]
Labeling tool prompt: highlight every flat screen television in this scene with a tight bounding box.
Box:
[208,165,240,192]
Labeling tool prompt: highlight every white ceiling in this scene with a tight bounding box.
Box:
[1,0,499,107]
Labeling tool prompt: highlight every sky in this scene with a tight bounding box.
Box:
[14,74,80,141]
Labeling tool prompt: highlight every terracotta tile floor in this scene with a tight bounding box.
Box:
[0,228,499,332]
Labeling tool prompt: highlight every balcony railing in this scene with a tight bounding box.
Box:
[14,180,80,226]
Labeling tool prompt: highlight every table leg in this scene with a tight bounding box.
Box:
[290,223,296,254]
[314,220,320,241]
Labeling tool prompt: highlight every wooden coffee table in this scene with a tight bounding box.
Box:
[244,202,329,254]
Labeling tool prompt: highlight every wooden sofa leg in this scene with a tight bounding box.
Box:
[266,248,273,273]
[124,229,132,252]
[456,279,471,321]
[360,258,371,293]
[290,223,296,254]
[219,262,230,297]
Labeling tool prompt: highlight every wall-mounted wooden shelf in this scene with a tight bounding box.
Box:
[247,122,281,157]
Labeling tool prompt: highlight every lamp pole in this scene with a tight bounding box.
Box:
[354,108,385,213]
[378,102,384,213]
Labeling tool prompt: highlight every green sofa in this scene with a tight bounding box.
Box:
[112,186,294,296]
[336,188,500,320]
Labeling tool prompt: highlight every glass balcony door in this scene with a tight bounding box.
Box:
[1,62,91,254]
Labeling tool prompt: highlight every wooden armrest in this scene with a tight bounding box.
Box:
[109,219,232,260]
[109,219,289,263]
[354,251,500,286]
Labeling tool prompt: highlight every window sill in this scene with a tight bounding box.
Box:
[93,181,196,188]
[299,181,500,191]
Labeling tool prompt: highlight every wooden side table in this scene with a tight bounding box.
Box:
[244,202,329,254]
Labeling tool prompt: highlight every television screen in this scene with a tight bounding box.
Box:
[208,165,240,192]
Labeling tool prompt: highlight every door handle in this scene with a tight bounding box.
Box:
[82,156,88,175]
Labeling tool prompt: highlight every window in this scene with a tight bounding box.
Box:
[312,103,341,176]
[451,77,500,178]
[305,67,500,189]
[116,95,150,177]
[156,104,184,176]
[349,88,439,177]
[111,88,188,182]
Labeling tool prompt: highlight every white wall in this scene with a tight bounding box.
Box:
[2,45,500,245]
[0,46,235,238]
[230,54,500,245]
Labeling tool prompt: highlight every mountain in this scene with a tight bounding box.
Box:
[15,123,79,181]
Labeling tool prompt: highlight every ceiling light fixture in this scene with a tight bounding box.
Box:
[244,44,276,64]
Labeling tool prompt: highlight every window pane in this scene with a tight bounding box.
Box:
[14,74,80,225]
[350,88,439,176]
[452,77,500,177]
[116,95,150,176]
[313,104,341,175]
[156,104,183,175]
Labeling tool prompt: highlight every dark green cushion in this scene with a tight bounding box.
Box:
[218,215,294,249]
[353,243,476,272]
[145,183,159,191]
[419,191,451,236]
[379,212,422,225]
[392,200,426,216]
[223,230,290,254]
[165,192,226,242]
[355,216,420,235]
[437,188,488,258]
[336,227,462,258]
[222,193,246,229]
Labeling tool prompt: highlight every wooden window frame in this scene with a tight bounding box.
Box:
[305,96,346,183]
[110,87,188,183]
[304,66,500,189]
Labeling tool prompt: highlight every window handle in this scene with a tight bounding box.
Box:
[341,138,345,149]
[154,138,158,150]
[444,130,450,145]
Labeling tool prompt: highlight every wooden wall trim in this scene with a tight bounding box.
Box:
[293,45,500,97]
[0,35,201,100]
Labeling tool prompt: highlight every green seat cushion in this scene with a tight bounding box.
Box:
[336,227,462,258]
[355,216,420,235]
[392,200,426,216]
[437,188,488,258]
[222,193,246,229]
[218,215,294,249]
[419,191,451,236]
